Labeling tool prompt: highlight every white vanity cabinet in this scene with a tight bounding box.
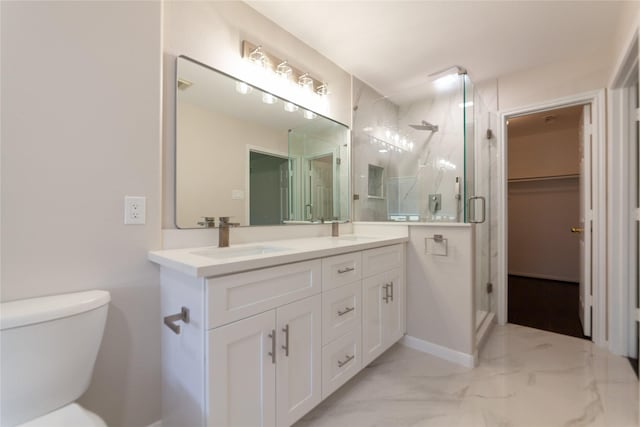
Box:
[157,240,406,427]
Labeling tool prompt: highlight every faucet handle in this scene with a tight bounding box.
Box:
[218,217,240,227]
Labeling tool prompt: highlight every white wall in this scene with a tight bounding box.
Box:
[1,2,162,426]
[508,179,580,282]
[497,54,611,111]
[508,127,579,179]
[163,1,352,230]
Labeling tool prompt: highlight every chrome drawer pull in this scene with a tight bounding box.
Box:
[382,283,390,303]
[337,266,355,274]
[337,306,355,316]
[337,354,355,368]
[389,281,394,302]
[268,330,276,364]
[164,307,190,335]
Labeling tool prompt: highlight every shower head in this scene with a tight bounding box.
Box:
[409,120,439,133]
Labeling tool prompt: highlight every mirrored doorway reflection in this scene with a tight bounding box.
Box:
[306,153,334,221]
[249,150,289,225]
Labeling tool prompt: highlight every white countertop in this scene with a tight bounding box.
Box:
[148,234,408,278]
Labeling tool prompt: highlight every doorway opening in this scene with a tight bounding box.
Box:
[249,150,289,225]
[498,91,606,346]
[506,105,590,339]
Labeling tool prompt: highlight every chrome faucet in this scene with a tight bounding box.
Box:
[198,217,216,228]
[218,217,239,247]
[332,221,339,237]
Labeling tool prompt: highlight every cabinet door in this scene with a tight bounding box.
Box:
[276,295,322,427]
[382,268,404,347]
[362,275,385,367]
[208,311,276,427]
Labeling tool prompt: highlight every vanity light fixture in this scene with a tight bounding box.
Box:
[241,41,327,101]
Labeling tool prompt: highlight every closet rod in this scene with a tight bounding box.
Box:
[508,174,579,183]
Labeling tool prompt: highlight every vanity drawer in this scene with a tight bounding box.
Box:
[322,281,361,345]
[207,259,321,329]
[322,327,362,399]
[362,244,403,278]
[321,251,362,291]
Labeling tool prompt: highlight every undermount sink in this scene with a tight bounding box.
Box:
[191,245,290,260]
[336,235,377,242]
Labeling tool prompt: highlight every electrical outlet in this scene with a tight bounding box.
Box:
[124,196,146,225]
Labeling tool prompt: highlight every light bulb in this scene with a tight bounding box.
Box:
[235,81,252,95]
[262,92,277,104]
[298,73,314,91]
[276,61,292,80]
[316,83,328,96]
[284,102,298,112]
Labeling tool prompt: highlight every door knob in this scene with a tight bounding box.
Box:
[571,227,584,233]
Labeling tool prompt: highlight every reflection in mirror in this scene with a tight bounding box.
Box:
[288,122,350,223]
[175,56,350,228]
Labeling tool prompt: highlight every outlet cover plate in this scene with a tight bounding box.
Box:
[125,196,146,225]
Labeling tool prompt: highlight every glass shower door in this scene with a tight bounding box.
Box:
[466,77,493,331]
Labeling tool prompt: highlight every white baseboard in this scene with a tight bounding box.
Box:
[147,421,162,427]
[401,335,475,368]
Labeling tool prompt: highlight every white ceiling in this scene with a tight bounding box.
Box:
[247,1,628,96]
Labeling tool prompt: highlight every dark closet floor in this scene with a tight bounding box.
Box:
[508,275,589,340]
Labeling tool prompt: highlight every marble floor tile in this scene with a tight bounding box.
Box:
[294,324,638,427]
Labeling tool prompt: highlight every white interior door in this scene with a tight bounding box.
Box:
[578,104,593,337]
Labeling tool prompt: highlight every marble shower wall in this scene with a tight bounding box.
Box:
[352,77,467,222]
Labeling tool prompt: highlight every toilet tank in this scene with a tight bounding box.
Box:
[0,290,110,427]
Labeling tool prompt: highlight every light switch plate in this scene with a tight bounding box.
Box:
[124,196,146,225]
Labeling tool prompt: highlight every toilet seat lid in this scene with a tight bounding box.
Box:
[17,403,107,427]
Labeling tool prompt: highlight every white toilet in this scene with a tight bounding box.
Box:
[0,290,111,427]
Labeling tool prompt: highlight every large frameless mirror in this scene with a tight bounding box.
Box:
[175,56,350,228]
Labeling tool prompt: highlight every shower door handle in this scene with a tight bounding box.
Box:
[467,196,486,224]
